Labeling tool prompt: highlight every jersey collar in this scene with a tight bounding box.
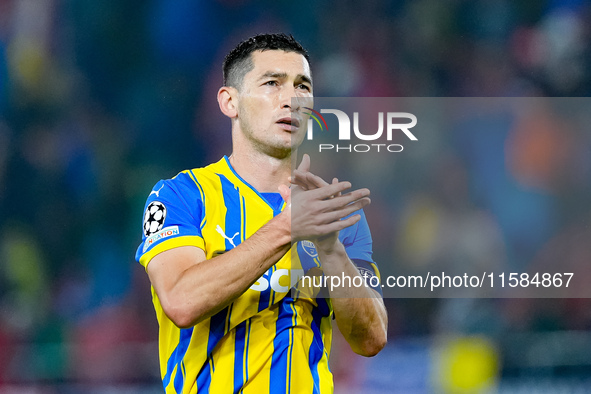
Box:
[217,155,285,214]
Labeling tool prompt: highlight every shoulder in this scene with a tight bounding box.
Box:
[173,157,232,187]
[147,172,200,205]
[155,158,225,198]
[143,157,234,218]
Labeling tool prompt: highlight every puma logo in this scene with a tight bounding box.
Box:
[149,185,165,198]
[216,225,239,248]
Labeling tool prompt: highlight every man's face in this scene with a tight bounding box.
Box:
[234,50,312,158]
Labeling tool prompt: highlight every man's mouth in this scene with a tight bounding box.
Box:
[276,117,301,131]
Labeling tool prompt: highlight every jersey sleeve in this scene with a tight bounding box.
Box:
[135,176,205,269]
[340,209,383,296]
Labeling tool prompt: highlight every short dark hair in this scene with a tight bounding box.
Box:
[223,33,310,89]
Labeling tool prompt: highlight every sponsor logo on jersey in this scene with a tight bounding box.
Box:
[143,226,179,253]
[250,268,305,293]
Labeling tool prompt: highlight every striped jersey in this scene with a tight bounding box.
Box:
[135,156,380,394]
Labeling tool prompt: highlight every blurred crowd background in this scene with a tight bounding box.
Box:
[1,0,591,392]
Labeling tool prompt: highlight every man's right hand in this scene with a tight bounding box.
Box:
[278,154,371,243]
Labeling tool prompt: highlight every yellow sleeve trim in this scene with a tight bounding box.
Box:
[370,262,382,281]
[139,235,205,270]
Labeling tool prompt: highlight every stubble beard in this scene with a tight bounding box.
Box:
[240,119,295,160]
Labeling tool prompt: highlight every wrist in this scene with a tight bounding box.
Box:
[267,212,292,246]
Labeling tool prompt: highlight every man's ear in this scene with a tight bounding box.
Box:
[218,86,238,118]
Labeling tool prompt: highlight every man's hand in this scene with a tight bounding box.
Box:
[285,154,387,357]
[279,154,370,249]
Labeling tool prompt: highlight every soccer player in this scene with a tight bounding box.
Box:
[136,33,387,393]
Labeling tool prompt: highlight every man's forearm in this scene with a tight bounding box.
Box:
[148,214,291,328]
[317,241,388,357]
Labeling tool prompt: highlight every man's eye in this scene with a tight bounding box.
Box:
[298,84,311,91]
[265,80,278,86]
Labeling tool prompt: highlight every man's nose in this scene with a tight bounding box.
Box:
[279,85,301,110]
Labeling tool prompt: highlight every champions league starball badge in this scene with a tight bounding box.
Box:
[143,201,167,237]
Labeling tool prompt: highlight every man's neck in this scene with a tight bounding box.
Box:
[228,151,292,193]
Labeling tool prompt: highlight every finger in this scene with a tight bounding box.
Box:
[303,171,330,189]
[297,154,311,173]
[318,214,362,234]
[292,169,327,186]
[333,188,370,206]
[291,170,308,184]
[332,177,340,198]
[290,171,311,190]
[307,181,353,200]
[292,170,329,191]
[316,188,370,211]
[319,198,371,223]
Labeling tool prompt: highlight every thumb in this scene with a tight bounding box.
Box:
[297,154,311,173]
